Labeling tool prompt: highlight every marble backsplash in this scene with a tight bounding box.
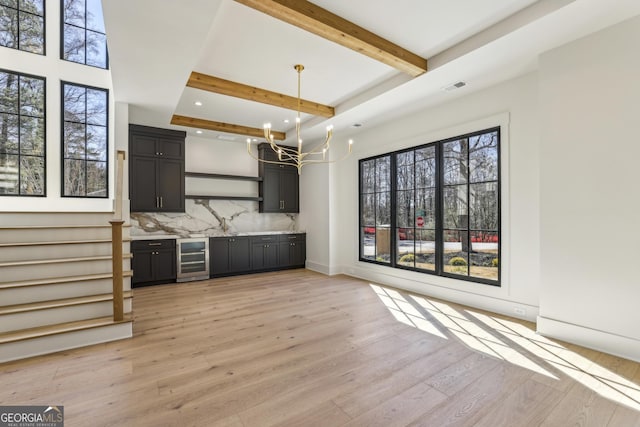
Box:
[131,199,298,238]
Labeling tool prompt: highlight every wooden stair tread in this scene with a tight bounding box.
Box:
[0,271,133,289]
[0,314,133,345]
[0,254,133,268]
[0,238,132,248]
[0,291,133,315]
[0,224,131,230]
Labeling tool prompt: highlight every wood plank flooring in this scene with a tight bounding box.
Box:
[1,269,639,426]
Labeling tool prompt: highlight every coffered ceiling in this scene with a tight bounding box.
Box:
[102,0,640,146]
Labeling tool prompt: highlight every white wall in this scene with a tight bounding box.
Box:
[538,15,640,361]
[298,162,331,274]
[306,72,542,321]
[0,1,114,212]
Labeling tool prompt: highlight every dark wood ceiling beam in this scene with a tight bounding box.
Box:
[234,0,427,77]
[187,71,335,118]
[171,114,286,140]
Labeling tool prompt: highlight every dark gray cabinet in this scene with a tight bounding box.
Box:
[251,235,279,270]
[210,233,306,277]
[278,233,306,267]
[130,125,185,212]
[210,236,251,276]
[132,239,176,287]
[258,143,299,213]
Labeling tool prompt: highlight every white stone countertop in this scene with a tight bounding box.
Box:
[131,231,304,240]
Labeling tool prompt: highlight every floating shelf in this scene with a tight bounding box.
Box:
[185,172,262,182]
[185,195,263,202]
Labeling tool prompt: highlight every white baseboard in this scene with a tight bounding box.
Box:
[537,316,640,363]
[342,263,539,322]
[304,260,331,275]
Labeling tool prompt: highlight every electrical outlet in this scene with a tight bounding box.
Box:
[514,307,526,316]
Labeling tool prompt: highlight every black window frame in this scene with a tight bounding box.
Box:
[60,0,108,69]
[359,127,501,286]
[61,80,109,198]
[0,68,46,197]
[0,0,46,55]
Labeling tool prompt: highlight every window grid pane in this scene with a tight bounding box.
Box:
[61,0,108,68]
[62,81,108,198]
[359,128,500,285]
[0,70,45,196]
[0,0,44,54]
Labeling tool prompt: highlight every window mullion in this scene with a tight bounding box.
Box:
[435,142,443,275]
[390,154,397,267]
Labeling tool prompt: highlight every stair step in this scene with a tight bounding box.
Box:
[0,224,131,230]
[0,271,133,290]
[0,254,133,268]
[0,315,133,345]
[0,238,132,248]
[0,291,133,315]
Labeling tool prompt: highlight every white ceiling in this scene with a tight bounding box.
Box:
[102,0,640,146]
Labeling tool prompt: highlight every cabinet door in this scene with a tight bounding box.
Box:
[264,243,279,268]
[280,167,299,212]
[154,248,177,282]
[157,138,184,159]
[130,135,158,157]
[290,241,306,266]
[132,250,154,284]
[156,158,184,212]
[252,243,278,270]
[210,238,230,274]
[260,166,281,212]
[229,238,251,272]
[130,156,158,212]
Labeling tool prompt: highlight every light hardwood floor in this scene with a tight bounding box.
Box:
[1,269,639,426]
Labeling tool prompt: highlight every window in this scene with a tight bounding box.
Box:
[62,81,107,197]
[0,69,45,196]
[61,0,107,68]
[359,127,501,285]
[0,0,45,54]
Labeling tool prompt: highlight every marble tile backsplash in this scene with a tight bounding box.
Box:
[131,199,298,238]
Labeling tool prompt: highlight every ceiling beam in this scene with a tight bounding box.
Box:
[234,0,427,77]
[171,114,286,140]
[187,71,335,118]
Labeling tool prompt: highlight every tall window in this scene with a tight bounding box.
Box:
[0,0,45,54]
[0,69,45,196]
[62,81,107,197]
[359,127,501,286]
[61,0,107,68]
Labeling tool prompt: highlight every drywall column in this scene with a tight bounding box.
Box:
[538,15,640,361]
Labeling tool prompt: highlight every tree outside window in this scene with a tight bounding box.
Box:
[62,81,107,197]
[61,0,107,68]
[0,69,45,196]
[0,0,45,54]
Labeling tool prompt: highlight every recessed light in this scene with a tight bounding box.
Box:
[194,101,203,106]
[352,123,362,128]
[196,130,203,134]
[284,119,290,124]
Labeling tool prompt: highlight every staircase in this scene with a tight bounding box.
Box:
[0,212,133,363]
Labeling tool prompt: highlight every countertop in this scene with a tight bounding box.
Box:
[131,231,305,240]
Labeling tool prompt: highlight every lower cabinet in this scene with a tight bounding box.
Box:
[132,239,176,287]
[251,235,279,270]
[278,233,306,267]
[210,233,306,277]
[210,236,251,275]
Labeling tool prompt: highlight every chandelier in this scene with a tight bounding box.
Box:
[247,64,352,174]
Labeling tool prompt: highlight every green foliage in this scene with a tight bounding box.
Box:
[399,253,415,263]
[448,256,468,266]
[491,258,499,267]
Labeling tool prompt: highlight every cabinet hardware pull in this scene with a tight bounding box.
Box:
[148,243,162,246]
[160,196,163,208]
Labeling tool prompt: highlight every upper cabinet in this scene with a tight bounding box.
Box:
[258,143,299,213]
[129,125,185,212]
